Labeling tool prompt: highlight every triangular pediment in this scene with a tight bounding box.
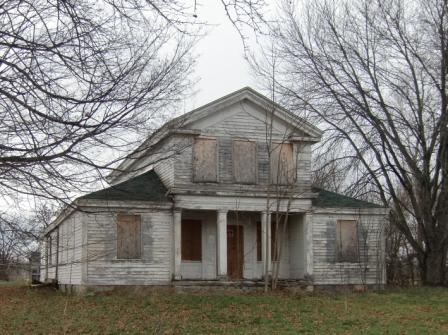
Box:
[176,87,322,140]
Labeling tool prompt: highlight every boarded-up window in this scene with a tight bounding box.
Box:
[270,143,296,185]
[117,214,141,259]
[181,220,202,261]
[233,140,257,184]
[193,138,217,182]
[336,220,358,262]
[256,222,262,261]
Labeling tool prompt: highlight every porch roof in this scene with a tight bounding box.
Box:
[81,170,169,202]
[312,187,384,209]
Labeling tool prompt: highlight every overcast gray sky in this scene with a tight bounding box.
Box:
[185,1,258,110]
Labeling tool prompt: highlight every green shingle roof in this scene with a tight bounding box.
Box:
[312,187,384,208]
[81,170,169,202]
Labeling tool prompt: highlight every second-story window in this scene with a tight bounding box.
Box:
[233,140,257,184]
[270,142,296,185]
[193,138,217,182]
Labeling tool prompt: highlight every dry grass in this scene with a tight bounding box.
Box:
[0,283,447,334]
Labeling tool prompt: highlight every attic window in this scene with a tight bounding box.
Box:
[193,138,217,182]
[117,214,141,259]
[336,220,359,262]
[270,143,296,185]
[233,140,257,184]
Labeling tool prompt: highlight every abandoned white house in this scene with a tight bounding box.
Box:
[40,87,388,291]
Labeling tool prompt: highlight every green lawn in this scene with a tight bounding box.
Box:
[0,283,447,334]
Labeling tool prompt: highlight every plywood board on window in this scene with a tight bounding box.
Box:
[233,140,257,184]
[181,220,202,261]
[270,143,296,185]
[117,214,141,259]
[336,220,358,262]
[193,138,217,182]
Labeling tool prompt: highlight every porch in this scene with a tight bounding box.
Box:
[172,208,313,281]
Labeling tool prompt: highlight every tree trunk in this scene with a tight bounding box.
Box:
[422,248,447,286]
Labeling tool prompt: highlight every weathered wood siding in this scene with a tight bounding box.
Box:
[154,156,174,188]
[40,212,83,284]
[112,136,177,188]
[289,214,305,279]
[312,210,386,285]
[86,208,172,285]
[171,101,312,195]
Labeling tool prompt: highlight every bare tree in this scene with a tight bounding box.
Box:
[0,0,199,204]
[251,0,448,285]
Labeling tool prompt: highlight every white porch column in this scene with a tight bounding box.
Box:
[173,209,182,280]
[267,212,272,275]
[304,211,314,278]
[261,211,272,278]
[216,210,228,279]
[261,212,267,277]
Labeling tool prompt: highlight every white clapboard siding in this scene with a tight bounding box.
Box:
[154,157,174,188]
[289,214,305,279]
[40,212,83,284]
[312,212,386,285]
[86,209,172,285]
[170,101,313,195]
[57,212,83,284]
[111,136,177,187]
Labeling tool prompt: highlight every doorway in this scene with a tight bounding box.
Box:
[227,225,244,280]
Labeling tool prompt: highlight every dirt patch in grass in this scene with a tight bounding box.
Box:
[0,285,447,334]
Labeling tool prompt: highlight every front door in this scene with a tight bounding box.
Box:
[227,225,244,280]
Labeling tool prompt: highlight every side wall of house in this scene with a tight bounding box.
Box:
[86,207,173,285]
[312,210,386,286]
[40,212,83,284]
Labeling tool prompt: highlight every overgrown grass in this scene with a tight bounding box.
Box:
[0,284,447,334]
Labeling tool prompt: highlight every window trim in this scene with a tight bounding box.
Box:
[116,213,142,260]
